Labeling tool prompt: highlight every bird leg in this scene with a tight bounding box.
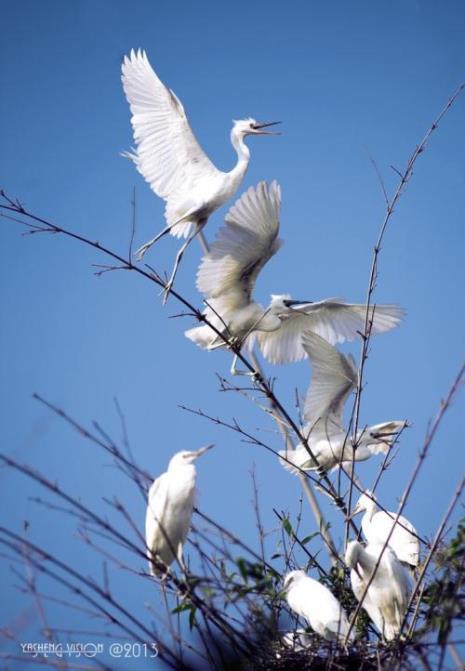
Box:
[135,224,174,260]
[162,225,202,304]
[176,543,187,574]
[135,206,202,260]
[230,352,259,378]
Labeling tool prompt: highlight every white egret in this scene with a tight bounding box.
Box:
[185,183,404,370]
[145,445,213,575]
[352,491,420,568]
[121,49,279,296]
[255,296,405,365]
[283,570,353,644]
[345,540,410,641]
[279,332,406,474]
[185,180,283,372]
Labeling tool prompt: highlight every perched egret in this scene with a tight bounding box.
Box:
[283,570,353,644]
[345,540,410,641]
[185,183,404,370]
[121,49,279,296]
[279,332,406,474]
[352,491,420,568]
[145,445,213,575]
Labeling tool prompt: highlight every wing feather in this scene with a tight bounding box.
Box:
[257,300,405,364]
[122,50,217,202]
[301,332,357,433]
[196,181,282,300]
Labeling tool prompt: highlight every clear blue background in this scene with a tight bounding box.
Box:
[1,0,464,667]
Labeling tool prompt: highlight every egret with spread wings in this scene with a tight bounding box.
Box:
[185,183,405,371]
[185,180,284,373]
[122,49,279,299]
[279,332,406,473]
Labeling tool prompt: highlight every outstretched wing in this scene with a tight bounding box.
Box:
[257,299,405,364]
[302,331,357,434]
[122,50,217,200]
[196,181,282,306]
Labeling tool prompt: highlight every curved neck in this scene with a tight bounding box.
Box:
[356,545,378,574]
[229,130,250,183]
[365,499,377,521]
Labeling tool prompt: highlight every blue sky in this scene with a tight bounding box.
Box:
[1,0,464,667]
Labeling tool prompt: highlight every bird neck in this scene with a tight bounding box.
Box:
[365,500,377,522]
[229,131,250,184]
[168,462,196,481]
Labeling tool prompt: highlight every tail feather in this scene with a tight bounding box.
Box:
[185,325,217,349]
[278,450,303,476]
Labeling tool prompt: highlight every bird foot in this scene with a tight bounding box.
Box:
[161,281,174,305]
[135,242,152,261]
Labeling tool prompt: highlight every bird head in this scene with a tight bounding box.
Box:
[232,118,281,137]
[282,569,306,593]
[168,445,214,470]
[351,490,376,517]
[268,294,316,314]
[268,293,293,313]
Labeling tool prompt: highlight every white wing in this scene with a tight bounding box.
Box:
[122,50,217,203]
[145,473,171,572]
[257,300,405,364]
[298,578,351,642]
[371,511,420,567]
[350,568,385,635]
[196,181,282,303]
[301,331,357,435]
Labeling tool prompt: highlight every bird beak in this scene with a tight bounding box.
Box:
[283,299,314,309]
[193,444,214,459]
[251,121,281,135]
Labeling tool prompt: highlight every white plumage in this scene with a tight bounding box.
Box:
[255,296,405,364]
[121,49,279,295]
[352,491,420,568]
[279,332,406,473]
[283,570,353,643]
[145,445,213,575]
[185,182,404,368]
[185,180,283,371]
[345,541,410,641]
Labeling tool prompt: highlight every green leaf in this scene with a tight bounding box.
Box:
[282,517,293,537]
[171,602,191,615]
[188,606,197,630]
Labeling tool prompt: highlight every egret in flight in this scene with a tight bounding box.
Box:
[351,491,420,569]
[345,540,410,641]
[121,49,279,298]
[279,332,406,474]
[283,570,353,644]
[185,182,404,371]
[145,445,213,575]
